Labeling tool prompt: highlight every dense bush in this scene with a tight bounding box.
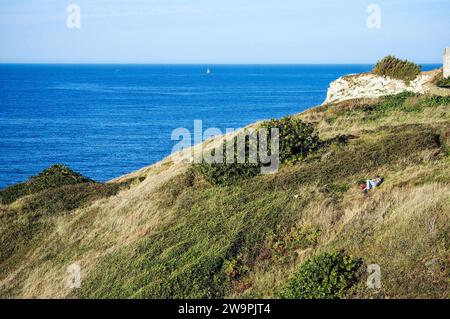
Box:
[196,161,260,186]
[196,117,322,185]
[261,117,322,164]
[195,135,261,185]
[0,164,93,205]
[372,55,421,83]
[280,251,362,299]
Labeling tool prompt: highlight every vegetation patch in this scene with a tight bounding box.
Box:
[79,179,310,298]
[0,164,93,205]
[372,55,421,83]
[436,77,450,88]
[327,92,450,122]
[267,225,321,263]
[0,166,130,273]
[272,124,441,188]
[261,117,322,164]
[195,135,261,186]
[196,117,322,185]
[433,71,450,88]
[377,93,449,112]
[279,251,362,299]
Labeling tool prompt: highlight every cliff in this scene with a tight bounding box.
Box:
[323,69,441,104]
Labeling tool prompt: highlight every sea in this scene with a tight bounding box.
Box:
[0,64,440,188]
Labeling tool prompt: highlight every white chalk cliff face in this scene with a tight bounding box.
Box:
[322,69,439,105]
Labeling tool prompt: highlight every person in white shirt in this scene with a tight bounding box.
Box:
[361,176,382,192]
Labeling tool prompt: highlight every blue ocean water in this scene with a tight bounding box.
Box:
[0,64,440,188]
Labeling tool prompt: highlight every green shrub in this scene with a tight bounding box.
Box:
[0,164,93,205]
[436,77,450,88]
[261,116,322,164]
[372,55,421,83]
[280,251,362,299]
[196,160,260,186]
[196,117,322,185]
[195,134,261,185]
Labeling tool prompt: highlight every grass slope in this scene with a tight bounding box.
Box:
[0,93,449,299]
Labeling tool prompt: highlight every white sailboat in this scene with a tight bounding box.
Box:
[206,68,211,75]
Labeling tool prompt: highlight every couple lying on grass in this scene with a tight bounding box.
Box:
[360,176,383,193]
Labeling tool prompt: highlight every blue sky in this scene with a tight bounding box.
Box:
[0,0,449,63]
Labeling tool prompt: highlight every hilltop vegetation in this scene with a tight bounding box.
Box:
[372,55,421,83]
[0,164,93,205]
[0,91,449,299]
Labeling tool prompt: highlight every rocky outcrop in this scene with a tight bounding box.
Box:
[322,69,440,105]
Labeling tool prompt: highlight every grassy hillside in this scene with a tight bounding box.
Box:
[0,92,449,299]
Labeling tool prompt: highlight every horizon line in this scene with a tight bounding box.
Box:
[0,62,443,66]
